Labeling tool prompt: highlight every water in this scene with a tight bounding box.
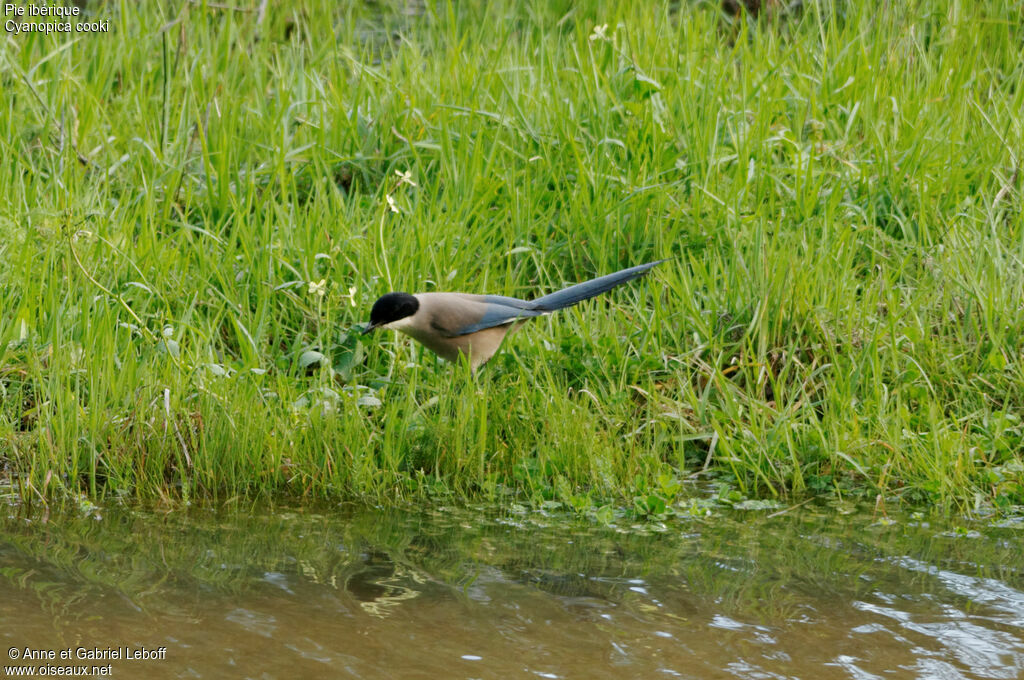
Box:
[1,500,1022,679]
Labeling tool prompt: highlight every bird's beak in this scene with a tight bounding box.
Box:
[361,322,379,336]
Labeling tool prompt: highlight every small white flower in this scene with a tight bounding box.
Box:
[589,24,609,42]
[395,169,416,187]
[386,194,399,213]
[307,279,327,297]
[348,286,358,307]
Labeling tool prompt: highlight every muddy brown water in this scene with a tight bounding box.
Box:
[1,500,1022,679]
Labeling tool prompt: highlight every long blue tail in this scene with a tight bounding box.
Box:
[530,259,667,311]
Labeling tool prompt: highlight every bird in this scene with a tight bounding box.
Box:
[361,259,666,371]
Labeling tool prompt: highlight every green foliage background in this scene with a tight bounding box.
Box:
[1,0,1022,514]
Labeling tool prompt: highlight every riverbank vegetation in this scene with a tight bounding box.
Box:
[1,0,1022,517]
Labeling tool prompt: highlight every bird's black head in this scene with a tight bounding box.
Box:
[363,292,419,334]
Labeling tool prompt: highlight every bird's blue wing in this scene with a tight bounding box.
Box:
[447,296,544,336]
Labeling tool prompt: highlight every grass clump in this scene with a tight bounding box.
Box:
[1,0,1022,515]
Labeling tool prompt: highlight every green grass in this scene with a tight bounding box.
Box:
[1,0,1022,516]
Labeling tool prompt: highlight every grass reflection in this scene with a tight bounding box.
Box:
[2,502,1021,628]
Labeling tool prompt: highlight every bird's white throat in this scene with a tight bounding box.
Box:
[385,315,417,331]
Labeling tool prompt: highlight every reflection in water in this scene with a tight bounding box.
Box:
[1,501,1022,679]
